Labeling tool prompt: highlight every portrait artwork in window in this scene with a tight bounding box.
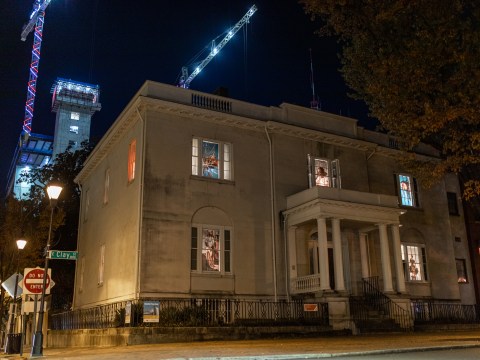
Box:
[399,174,414,206]
[202,141,219,178]
[202,228,220,271]
[314,159,330,187]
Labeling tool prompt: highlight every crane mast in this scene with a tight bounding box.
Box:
[179,5,257,89]
[20,0,52,136]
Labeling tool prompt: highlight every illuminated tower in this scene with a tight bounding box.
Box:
[51,78,101,158]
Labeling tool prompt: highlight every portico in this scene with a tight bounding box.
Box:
[283,186,407,298]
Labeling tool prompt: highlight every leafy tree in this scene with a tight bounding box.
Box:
[300,0,480,198]
[16,141,94,310]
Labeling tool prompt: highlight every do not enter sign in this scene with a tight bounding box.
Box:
[23,268,53,295]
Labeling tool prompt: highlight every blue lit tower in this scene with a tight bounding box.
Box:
[51,78,101,158]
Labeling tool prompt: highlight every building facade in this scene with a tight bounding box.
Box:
[73,81,476,328]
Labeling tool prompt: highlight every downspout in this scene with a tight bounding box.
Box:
[264,124,277,301]
[71,182,82,309]
[135,106,146,299]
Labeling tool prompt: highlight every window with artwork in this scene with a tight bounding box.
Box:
[192,138,233,180]
[447,192,459,215]
[396,174,419,207]
[456,259,468,283]
[401,244,428,282]
[69,125,79,134]
[191,225,232,273]
[98,244,105,286]
[71,111,80,120]
[128,139,136,183]
[308,155,341,188]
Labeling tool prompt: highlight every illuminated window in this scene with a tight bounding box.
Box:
[71,112,80,120]
[128,139,136,183]
[308,155,341,188]
[456,259,468,283]
[191,225,232,274]
[69,125,79,134]
[104,168,110,204]
[396,174,419,207]
[401,244,428,282]
[192,137,233,180]
[98,244,105,286]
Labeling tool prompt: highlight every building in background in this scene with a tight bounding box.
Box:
[5,78,100,199]
[72,81,476,330]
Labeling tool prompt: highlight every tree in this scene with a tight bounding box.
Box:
[300,0,480,198]
[17,141,94,309]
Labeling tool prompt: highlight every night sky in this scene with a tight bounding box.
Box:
[0,0,371,197]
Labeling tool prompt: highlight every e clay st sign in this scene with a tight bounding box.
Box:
[23,267,53,295]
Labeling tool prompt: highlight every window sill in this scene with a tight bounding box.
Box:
[191,271,234,279]
[190,175,235,185]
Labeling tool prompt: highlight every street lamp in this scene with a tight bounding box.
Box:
[31,183,62,357]
[4,239,27,354]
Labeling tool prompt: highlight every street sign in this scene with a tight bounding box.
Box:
[23,268,52,295]
[1,273,23,298]
[47,250,78,260]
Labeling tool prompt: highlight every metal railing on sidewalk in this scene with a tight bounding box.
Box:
[51,298,329,330]
[412,301,480,324]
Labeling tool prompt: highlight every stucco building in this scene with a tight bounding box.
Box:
[72,81,476,329]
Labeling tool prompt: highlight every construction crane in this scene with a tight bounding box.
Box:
[20,0,52,137]
[178,5,257,89]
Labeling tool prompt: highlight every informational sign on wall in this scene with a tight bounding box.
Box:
[143,301,159,323]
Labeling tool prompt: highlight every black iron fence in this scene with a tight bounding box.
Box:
[51,298,329,330]
[412,301,480,324]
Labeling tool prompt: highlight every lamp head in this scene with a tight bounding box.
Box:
[16,239,27,250]
[46,184,63,200]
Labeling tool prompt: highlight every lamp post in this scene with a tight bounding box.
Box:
[31,184,62,357]
[5,239,27,354]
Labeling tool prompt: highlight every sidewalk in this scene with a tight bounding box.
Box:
[2,330,480,359]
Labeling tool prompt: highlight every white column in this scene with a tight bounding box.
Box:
[359,232,369,279]
[331,218,345,291]
[378,223,394,293]
[391,224,406,293]
[317,217,330,291]
[287,226,297,280]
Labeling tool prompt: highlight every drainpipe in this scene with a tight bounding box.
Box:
[135,106,146,299]
[264,124,278,302]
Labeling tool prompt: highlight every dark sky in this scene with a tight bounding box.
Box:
[0,0,371,197]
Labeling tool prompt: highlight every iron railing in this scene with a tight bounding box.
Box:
[51,298,329,330]
[412,301,480,324]
[360,277,413,330]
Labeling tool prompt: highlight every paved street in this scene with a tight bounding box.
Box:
[2,329,480,360]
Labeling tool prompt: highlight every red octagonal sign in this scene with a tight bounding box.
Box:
[23,268,51,295]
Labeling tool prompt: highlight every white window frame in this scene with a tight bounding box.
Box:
[401,244,428,282]
[191,224,232,274]
[308,155,341,188]
[192,137,233,181]
[397,173,419,207]
[69,125,79,134]
[71,111,80,120]
[98,244,105,286]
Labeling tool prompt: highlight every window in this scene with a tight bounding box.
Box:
[98,244,105,286]
[68,140,77,147]
[456,259,468,283]
[447,192,459,215]
[84,189,90,222]
[192,138,233,180]
[79,256,85,293]
[308,155,341,188]
[191,225,232,274]
[104,168,110,204]
[401,244,428,281]
[455,236,461,243]
[128,139,136,183]
[71,111,80,120]
[69,125,79,134]
[396,174,419,207]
